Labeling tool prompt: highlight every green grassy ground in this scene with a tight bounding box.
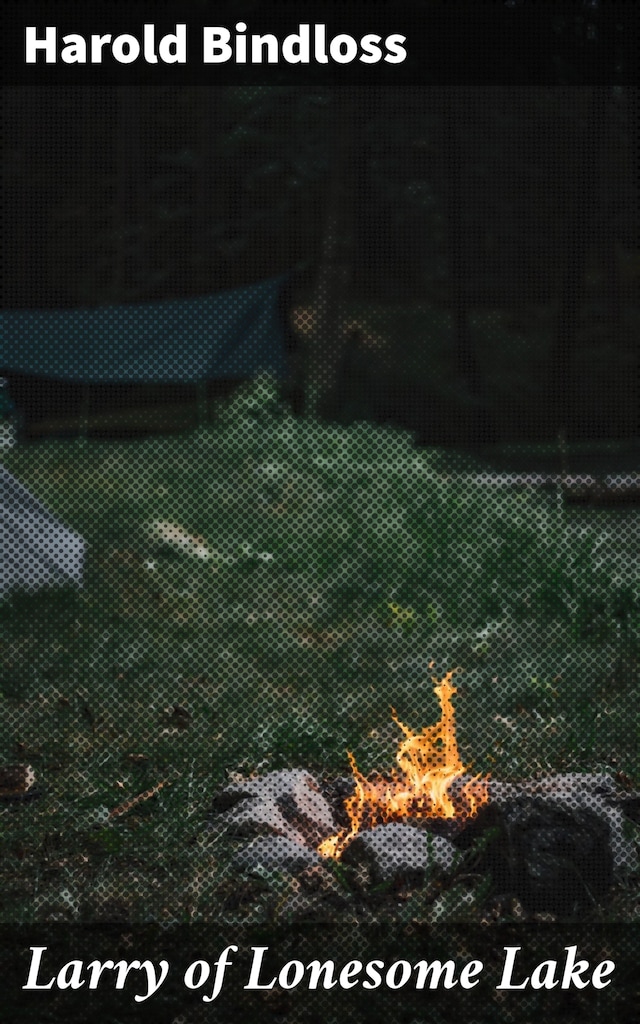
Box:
[1,379,638,926]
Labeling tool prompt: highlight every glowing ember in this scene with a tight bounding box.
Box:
[318,670,489,859]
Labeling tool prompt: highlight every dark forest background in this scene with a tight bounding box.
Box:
[2,84,639,453]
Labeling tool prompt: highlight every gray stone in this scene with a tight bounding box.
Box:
[489,773,639,873]
[213,769,338,846]
[221,769,639,895]
[233,835,322,875]
[342,822,458,886]
[484,797,614,918]
[221,796,307,845]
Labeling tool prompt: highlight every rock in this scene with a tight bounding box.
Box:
[320,775,356,829]
[217,769,638,908]
[233,835,322,875]
[220,796,307,846]
[445,772,492,825]
[468,797,614,919]
[489,773,639,872]
[212,769,338,846]
[489,771,621,809]
[285,771,339,838]
[342,822,458,887]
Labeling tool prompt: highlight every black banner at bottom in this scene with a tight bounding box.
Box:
[1,924,637,1022]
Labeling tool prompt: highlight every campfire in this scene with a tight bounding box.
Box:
[318,670,489,859]
[210,666,639,919]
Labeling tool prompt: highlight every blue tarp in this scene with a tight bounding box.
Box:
[1,275,291,383]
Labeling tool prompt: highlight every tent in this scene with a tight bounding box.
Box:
[1,274,299,437]
[0,464,85,599]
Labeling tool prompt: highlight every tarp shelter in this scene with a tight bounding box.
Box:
[1,274,292,382]
[0,464,85,599]
[0,274,298,437]
[0,274,299,597]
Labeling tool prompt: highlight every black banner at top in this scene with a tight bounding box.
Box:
[1,1,638,86]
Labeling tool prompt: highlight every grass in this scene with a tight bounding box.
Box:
[0,378,638,926]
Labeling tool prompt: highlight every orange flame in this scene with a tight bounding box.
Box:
[319,670,489,859]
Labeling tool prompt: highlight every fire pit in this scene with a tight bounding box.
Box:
[210,670,639,919]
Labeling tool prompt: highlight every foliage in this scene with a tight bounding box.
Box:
[5,85,638,441]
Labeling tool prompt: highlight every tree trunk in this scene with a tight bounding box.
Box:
[550,88,601,438]
[305,88,361,419]
[114,86,146,300]
[442,96,483,402]
[597,87,622,327]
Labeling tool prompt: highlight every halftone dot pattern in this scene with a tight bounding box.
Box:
[1,84,639,1022]
[2,385,638,923]
[2,280,291,381]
